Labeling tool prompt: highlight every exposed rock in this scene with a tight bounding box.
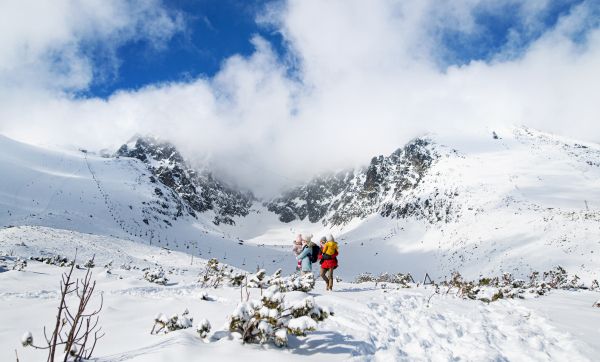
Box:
[265,138,459,226]
[116,136,255,225]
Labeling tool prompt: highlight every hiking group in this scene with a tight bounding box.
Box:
[292,233,339,291]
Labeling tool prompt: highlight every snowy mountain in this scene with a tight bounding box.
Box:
[1,125,599,283]
[1,126,600,361]
[115,135,255,226]
[265,137,442,226]
[0,133,293,276]
[265,125,600,282]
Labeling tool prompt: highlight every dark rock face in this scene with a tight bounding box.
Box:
[116,136,255,225]
[265,138,457,226]
[265,171,353,223]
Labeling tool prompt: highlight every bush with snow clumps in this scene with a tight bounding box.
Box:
[197,319,211,338]
[151,309,194,334]
[228,285,333,347]
[144,267,168,285]
[248,269,315,293]
[13,257,27,271]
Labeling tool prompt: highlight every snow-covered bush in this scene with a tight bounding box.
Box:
[228,272,245,287]
[354,272,414,287]
[247,269,267,288]
[144,268,168,285]
[247,269,315,293]
[199,291,209,300]
[83,257,95,268]
[227,285,333,347]
[30,254,70,267]
[197,319,211,338]
[13,257,27,271]
[591,280,600,291]
[151,310,194,334]
[437,266,595,302]
[21,331,33,347]
[198,258,229,288]
[335,276,342,283]
[593,301,600,308]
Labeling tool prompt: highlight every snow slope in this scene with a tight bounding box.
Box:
[1,227,599,361]
[0,134,295,274]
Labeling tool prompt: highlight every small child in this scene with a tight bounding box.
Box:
[292,234,303,270]
[322,234,338,256]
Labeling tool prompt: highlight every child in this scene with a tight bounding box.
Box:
[322,234,338,256]
[292,234,303,271]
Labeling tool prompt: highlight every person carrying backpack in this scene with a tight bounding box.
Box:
[320,234,339,291]
[296,234,317,276]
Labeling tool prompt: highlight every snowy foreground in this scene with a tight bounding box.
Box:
[1,227,600,361]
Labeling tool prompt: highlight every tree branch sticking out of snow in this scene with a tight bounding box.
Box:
[151,309,194,334]
[227,285,333,347]
[22,252,104,362]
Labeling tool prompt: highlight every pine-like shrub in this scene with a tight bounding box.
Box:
[197,319,211,338]
[353,272,414,286]
[144,268,168,285]
[198,258,230,288]
[30,254,70,266]
[13,257,27,271]
[151,309,194,334]
[246,269,315,293]
[227,285,333,347]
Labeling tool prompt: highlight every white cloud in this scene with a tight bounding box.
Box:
[0,0,599,197]
[0,0,184,91]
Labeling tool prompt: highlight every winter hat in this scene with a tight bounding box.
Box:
[327,234,335,242]
[296,234,302,243]
[320,236,326,243]
[304,234,313,242]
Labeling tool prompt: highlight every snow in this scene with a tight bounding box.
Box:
[287,316,317,331]
[1,128,600,360]
[1,228,599,361]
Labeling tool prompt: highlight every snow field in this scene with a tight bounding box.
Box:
[2,231,599,361]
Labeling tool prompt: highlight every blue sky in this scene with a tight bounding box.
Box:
[80,0,591,99]
[86,0,286,98]
[1,0,599,194]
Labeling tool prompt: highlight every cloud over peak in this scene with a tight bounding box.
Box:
[1,0,599,197]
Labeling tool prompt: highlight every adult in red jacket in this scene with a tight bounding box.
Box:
[319,243,338,291]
